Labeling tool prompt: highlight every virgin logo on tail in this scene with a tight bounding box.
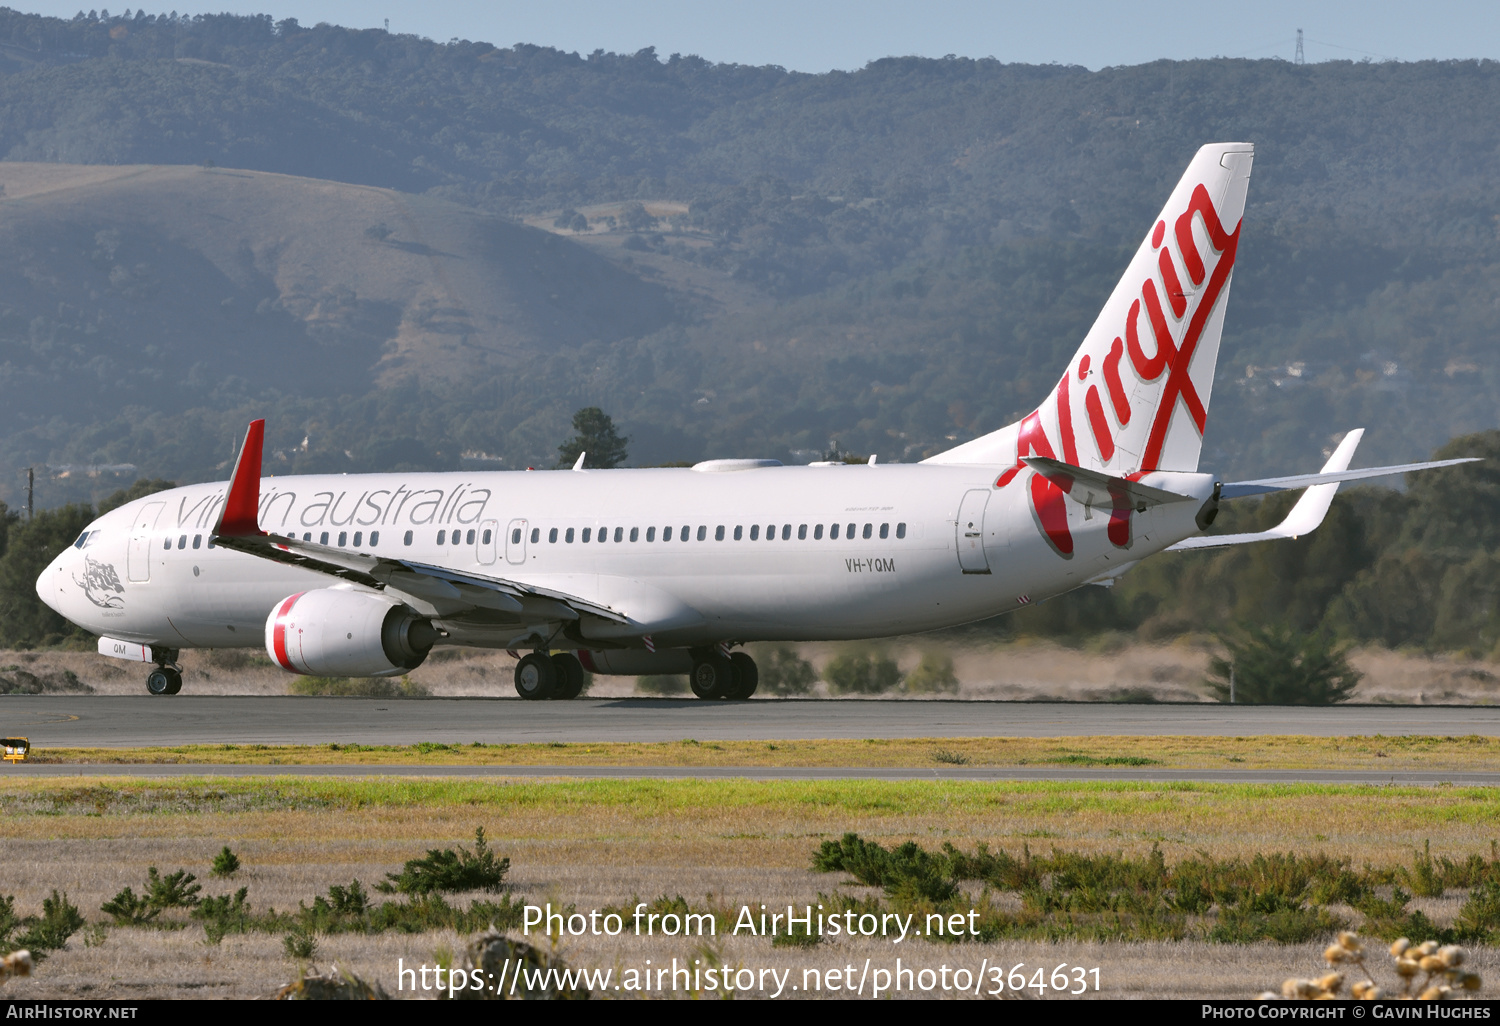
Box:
[997,161,1245,558]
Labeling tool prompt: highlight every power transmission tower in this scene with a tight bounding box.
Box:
[1295,29,1305,65]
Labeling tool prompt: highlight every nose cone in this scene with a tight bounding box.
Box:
[36,552,66,616]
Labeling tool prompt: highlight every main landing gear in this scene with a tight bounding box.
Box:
[690,649,758,700]
[513,652,587,701]
[145,649,183,696]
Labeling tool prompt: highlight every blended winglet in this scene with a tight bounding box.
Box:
[1169,429,1365,551]
[215,419,266,538]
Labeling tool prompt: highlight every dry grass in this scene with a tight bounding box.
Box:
[6,639,1499,704]
[23,733,1500,770]
[3,776,1499,998]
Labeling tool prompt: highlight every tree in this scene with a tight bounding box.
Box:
[823,647,903,695]
[0,504,96,647]
[1204,624,1362,706]
[98,478,176,515]
[556,408,629,469]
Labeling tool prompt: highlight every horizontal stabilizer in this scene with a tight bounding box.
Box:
[1023,456,1197,511]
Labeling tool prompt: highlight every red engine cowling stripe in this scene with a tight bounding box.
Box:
[271,592,304,672]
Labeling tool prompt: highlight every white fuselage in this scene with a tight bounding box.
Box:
[38,461,1216,653]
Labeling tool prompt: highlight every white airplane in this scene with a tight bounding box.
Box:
[37,143,1476,700]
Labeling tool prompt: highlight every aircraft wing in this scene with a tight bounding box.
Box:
[209,420,627,626]
[1170,429,1480,551]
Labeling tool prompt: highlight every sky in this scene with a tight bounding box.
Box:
[18,0,1500,70]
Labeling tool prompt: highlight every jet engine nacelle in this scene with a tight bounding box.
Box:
[265,589,438,677]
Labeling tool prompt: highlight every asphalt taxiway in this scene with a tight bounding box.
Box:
[3,695,1496,748]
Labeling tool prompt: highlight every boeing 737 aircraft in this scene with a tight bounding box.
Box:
[36,143,1476,700]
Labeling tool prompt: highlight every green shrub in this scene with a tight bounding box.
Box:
[635,675,688,695]
[376,827,509,895]
[1453,881,1500,941]
[823,649,903,695]
[15,891,85,960]
[1204,625,1361,705]
[211,845,241,877]
[282,929,317,960]
[288,675,429,697]
[752,645,817,696]
[146,867,201,909]
[100,886,158,925]
[194,887,250,943]
[903,652,959,694]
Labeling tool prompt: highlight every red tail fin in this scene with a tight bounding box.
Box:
[215,419,265,537]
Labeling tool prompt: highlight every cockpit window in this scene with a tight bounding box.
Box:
[73,531,94,550]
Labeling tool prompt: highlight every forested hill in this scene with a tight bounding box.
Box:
[0,8,1498,503]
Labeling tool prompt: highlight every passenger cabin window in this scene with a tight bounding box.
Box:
[681,525,690,542]
[353,531,362,547]
[782,525,791,541]
[896,522,906,539]
[863,523,873,539]
[337,531,347,547]
[437,530,446,545]
[879,523,889,539]
[178,535,187,549]
[663,527,673,541]
[696,526,706,541]
[830,524,839,539]
[163,537,171,549]
[403,530,413,546]
[303,533,312,541]
[715,525,725,541]
[528,528,537,544]
[599,528,607,544]
[192,535,201,549]
[614,527,623,542]
[566,528,576,543]
[370,531,380,546]
[549,528,558,543]
[846,523,856,539]
[814,524,824,540]
[582,528,592,542]
[734,526,743,540]
[648,527,658,542]
[798,524,807,540]
[630,527,639,542]
[512,528,521,545]
[750,525,759,541]
[467,529,476,545]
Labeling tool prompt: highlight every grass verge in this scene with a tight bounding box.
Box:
[22,733,1500,770]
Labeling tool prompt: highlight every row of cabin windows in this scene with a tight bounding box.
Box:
[540,522,905,544]
[167,521,904,553]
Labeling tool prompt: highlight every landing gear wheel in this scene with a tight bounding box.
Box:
[551,653,586,700]
[727,652,758,699]
[146,667,182,696]
[514,652,558,700]
[690,653,734,700]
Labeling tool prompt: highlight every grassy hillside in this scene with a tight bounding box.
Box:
[0,10,1495,508]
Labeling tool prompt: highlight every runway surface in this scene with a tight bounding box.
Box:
[7,762,1500,786]
[3,695,1498,747]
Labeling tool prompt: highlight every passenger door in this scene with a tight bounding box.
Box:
[477,519,498,565]
[505,518,528,565]
[128,502,165,582]
[955,490,991,574]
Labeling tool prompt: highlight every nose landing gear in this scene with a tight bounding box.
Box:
[146,649,182,695]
